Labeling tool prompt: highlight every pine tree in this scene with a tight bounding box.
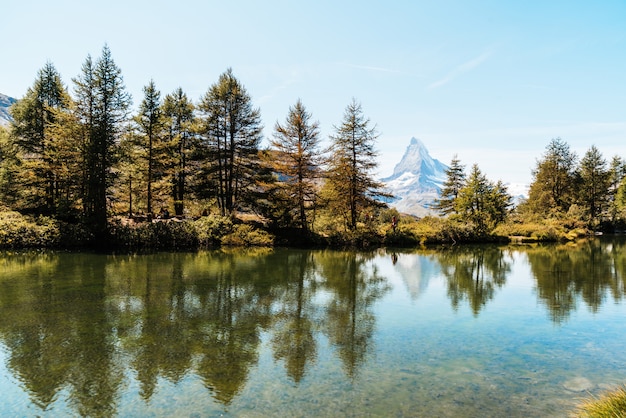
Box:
[10,61,71,213]
[266,99,323,232]
[0,125,21,208]
[578,145,609,224]
[527,137,578,214]
[455,164,511,234]
[197,69,263,216]
[325,99,388,230]
[163,87,195,217]
[607,155,626,222]
[435,155,466,215]
[134,80,164,215]
[73,45,131,238]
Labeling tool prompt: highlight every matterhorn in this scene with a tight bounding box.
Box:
[381,137,448,217]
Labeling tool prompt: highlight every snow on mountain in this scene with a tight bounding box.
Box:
[0,93,16,127]
[381,137,448,217]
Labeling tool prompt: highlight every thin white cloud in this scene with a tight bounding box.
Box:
[428,50,493,89]
[344,63,413,75]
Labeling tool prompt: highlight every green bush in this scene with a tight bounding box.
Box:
[109,219,199,250]
[221,224,274,247]
[193,215,233,247]
[0,212,61,248]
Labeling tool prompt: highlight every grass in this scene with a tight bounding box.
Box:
[576,386,626,417]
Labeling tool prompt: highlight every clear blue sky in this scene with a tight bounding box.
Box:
[3,0,625,192]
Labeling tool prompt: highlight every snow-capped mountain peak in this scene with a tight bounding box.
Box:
[381,138,448,217]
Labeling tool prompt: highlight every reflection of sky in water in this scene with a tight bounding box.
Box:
[1,245,626,417]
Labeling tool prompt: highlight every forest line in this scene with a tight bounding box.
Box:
[1,45,624,249]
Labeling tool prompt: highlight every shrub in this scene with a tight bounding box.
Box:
[193,215,234,247]
[0,211,61,248]
[576,385,626,417]
[221,224,274,247]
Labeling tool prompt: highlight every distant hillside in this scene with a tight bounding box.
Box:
[0,93,16,126]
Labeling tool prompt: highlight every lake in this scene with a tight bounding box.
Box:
[1,237,625,417]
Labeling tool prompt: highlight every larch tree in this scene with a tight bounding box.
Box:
[197,68,263,216]
[134,80,165,215]
[325,99,388,230]
[607,155,626,222]
[527,137,578,214]
[266,99,323,232]
[163,87,195,217]
[10,61,71,213]
[578,145,609,224]
[435,155,466,215]
[455,164,511,234]
[73,45,131,238]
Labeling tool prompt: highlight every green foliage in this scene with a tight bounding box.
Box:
[453,164,512,235]
[221,224,274,247]
[109,219,198,250]
[0,211,60,248]
[325,99,389,230]
[527,137,578,214]
[193,215,233,246]
[265,99,323,232]
[197,68,263,216]
[434,155,466,215]
[578,145,610,225]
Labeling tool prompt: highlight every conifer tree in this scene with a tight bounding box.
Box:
[607,155,626,222]
[10,61,71,213]
[325,99,388,230]
[163,87,195,217]
[134,80,164,215]
[527,137,578,214]
[73,45,131,238]
[266,99,323,231]
[455,164,511,234]
[197,69,262,216]
[0,125,21,207]
[435,155,466,215]
[578,145,609,224]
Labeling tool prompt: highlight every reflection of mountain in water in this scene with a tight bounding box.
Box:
[392,254,436,300]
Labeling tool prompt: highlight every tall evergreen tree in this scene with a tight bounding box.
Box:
[455,164,511,234]
[608,155,626,222]
[197,69,263,216]
[10,61,71,213]
[0,125,21,208]
[325,99,388,230]
[527,137,578,214]
[163,87,195,217]
[266,99,323,232]
[578,145,609,224]
[134,80,164,215]
[73,45,131,238]
[435,155,466,215]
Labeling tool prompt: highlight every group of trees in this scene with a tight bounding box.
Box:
[0,45,388,242]
[523,137,626,228]
[2,45,625,246]
[434,137,626,235]
[435,157,512,234]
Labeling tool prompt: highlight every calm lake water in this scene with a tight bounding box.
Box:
[1,237,626,417]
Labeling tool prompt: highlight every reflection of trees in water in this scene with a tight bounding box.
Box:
[527,238,626,324]
[436,246,510,316]
[317,251,390,379]
[0,249,390,414]
[270,250,318,384]
[0,253,123,417]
